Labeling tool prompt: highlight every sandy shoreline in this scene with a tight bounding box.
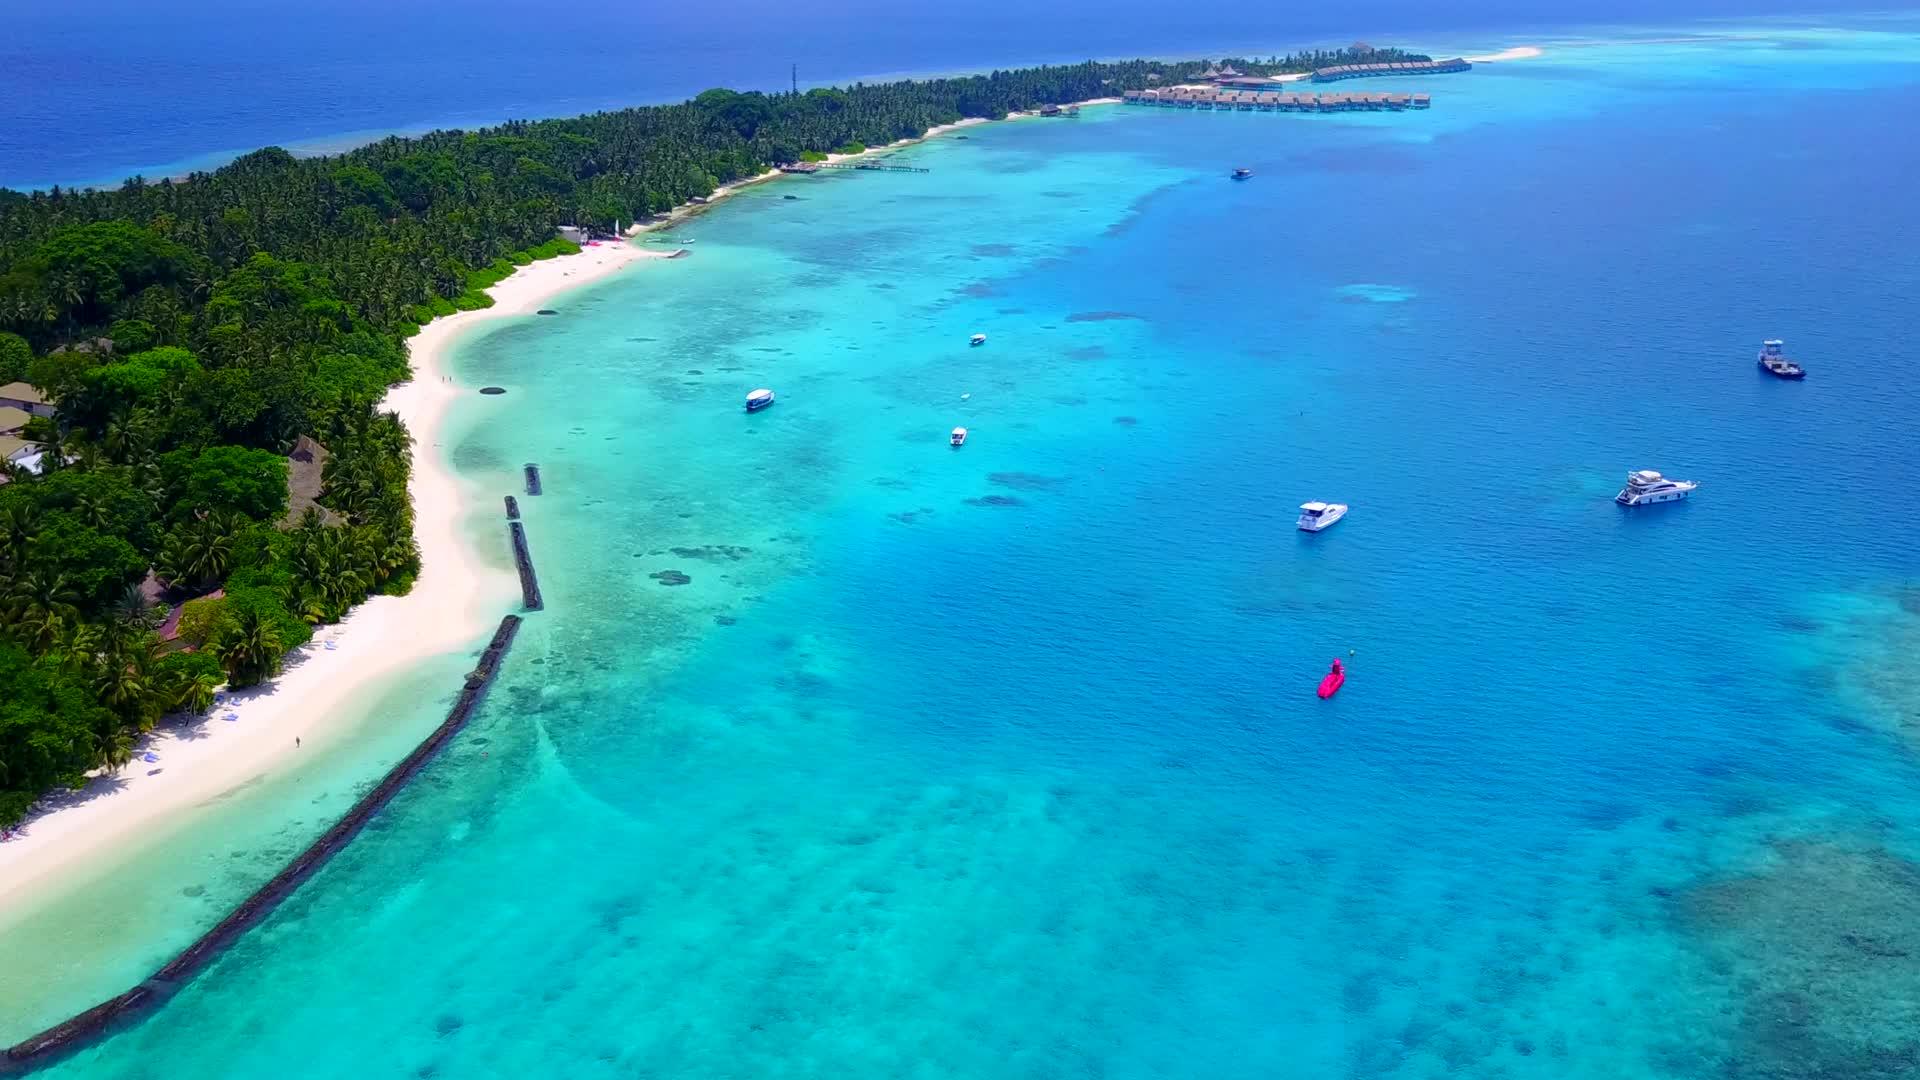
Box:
[1465,46,1545,63]
[0,242,666,918]
[0,75,1388,927]
[0,102,1057,920]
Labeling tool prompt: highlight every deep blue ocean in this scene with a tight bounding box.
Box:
[12,9,1920,1080]
[0,0,1872,190]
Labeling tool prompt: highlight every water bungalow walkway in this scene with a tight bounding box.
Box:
[1311,58,1471,81]
[1122,89,1432,111]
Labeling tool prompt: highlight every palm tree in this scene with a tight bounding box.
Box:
[289,584,330,625]
[93,716,135,772]
[217,608,283,687]
[96,643,171,732]
[75,491,116,531]
[155,518,236,590]
[6,570,80,651]
[172,669,222,716]
[52,619,104,672]
[113,581,161,629]
[0,503,40,568]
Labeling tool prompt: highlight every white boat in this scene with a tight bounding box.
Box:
[950,427,968,447]
[1615,469,1696,506]
[745,388,775,412]
[970,333,987,346]
[1297,501,1348,532]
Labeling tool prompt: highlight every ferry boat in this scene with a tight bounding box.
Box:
[1615,469,1697,506]
[1756,339,1806,379]
[745,388,775,412]
[970,333,987,347]
[1296,501,1348,532]
[1232,168,1254,180]
[950,427,968,447]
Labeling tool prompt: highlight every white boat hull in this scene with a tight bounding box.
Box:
[1297,504,1349,532]
[1616,488,1692,506]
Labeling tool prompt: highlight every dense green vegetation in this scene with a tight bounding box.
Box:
[0,46,1410,824]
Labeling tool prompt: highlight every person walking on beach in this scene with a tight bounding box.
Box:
[295,737,301,749]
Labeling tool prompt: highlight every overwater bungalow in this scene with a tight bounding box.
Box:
[1311,57,1472,82]
[1124,84,1434,115]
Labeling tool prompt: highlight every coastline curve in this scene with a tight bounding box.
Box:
[1,615,525,1075]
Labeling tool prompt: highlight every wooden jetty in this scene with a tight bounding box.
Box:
[1312,58,1471,82]
[2,615,525,1075]
[1123,88,1432,111]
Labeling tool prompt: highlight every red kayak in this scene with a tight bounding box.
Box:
[1317,659,1346,699]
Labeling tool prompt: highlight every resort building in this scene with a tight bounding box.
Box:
[0,434,44,477]
[0,381,54,417]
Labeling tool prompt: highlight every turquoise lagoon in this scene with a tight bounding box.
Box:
[27,20,1920,1078]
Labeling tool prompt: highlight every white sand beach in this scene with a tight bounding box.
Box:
[1466,46,1545,62]
[0,105,1029,918]
[0,241,666,915]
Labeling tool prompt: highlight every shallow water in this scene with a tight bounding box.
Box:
[30,20,1920,1078]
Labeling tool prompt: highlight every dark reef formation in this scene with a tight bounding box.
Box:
[1677,838,1920,1079]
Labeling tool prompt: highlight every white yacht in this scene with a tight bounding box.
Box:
[950,427,968,447]
[1297,501,1349,532]
[1615,469,1697,506]
[970,333,987,347]
[745,388,775,412]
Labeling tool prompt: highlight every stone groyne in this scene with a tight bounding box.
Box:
[508,521,543,611]
[2,614,525,1074]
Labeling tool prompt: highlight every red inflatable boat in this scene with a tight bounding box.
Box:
[1317,659,1346,699]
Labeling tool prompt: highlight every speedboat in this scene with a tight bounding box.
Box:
[1232,168,1253,180]
[1297,501,1348,532]
[745,388,775,412]
[950,427,968,447]
[1615,469,1696,506]
[970,333,987,347]
[1317,659,1346,699]
[1756,339,1805,379]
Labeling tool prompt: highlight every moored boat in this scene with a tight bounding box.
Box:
[970,333,987,346]
[1297,501,1348,532]
[1615,469,1696,506]
[950,427,968,447]
[745,388,775,412]
[1756,339,1806,379]
[1232,167,1253,180]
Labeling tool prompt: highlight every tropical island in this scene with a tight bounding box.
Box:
[0,45,1421,826]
